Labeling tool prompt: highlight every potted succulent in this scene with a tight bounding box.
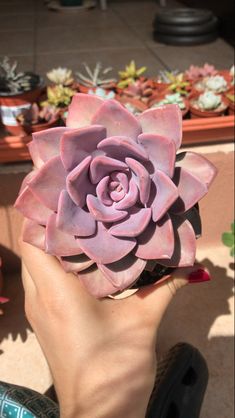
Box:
[14,93,217,298]
[16,103,60,134]
[189,91,228,118]
[185,63,217,82]
[117,60,147,90]
[76,62,117,94]
[165,72,191,96]
[150,92,189,118]
[41,84,75,120]
[193,74,229,95]
[47,67,74,87]
[117,78,156,105]
[0,57,43,135]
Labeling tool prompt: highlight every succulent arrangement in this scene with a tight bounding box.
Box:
[0,57,41,94]
[47,67,74,86]
[15,93,217,298]
[151,93,186,110]
[222,222,235,257]
[76,62,117,89]
[41,85,75,109]
[117,60,147,89]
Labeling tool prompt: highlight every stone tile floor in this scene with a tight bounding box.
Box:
[0,1,234,417]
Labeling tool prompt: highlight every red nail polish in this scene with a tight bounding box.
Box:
[188,269,211,283]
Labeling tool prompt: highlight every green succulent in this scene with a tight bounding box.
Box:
[118,60,147,89]
[41,85,75,108]
[222,222,235,257]
[166,72,190,96]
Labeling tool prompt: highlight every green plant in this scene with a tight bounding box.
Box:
[41,85,75,108]
[0,56,40,94]
[118,60,147,89]
[222,222,235,257]
[76,62,116,89]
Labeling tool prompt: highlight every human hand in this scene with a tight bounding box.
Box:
[20,239,209,418]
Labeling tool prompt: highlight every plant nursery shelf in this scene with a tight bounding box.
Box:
[0,115,234,163]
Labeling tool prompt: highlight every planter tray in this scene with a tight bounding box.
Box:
[182,114,234,145]
[0,115,234,163]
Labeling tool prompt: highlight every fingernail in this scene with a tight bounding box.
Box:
[188,268,211,284]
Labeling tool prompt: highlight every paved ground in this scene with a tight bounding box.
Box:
[0,1,234,417]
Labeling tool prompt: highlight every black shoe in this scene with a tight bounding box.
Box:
[146,343,209,418]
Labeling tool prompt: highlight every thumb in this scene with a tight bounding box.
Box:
[135,264,211,324]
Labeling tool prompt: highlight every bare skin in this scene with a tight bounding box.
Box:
[20,239,203,418]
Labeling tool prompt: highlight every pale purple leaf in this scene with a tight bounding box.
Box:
[66,93,104,128]
[109,207,152,237]
[138,104,182,150]
[60,125,106,171]
[76,221,136,264]
[57,190,96,237]
[45,213,83,256]
[86,194,127,222]
[28,156,66,211]
[66,156,95,208]
[135,214,174,259]
[92,99,142,140]
[138,133,176,178]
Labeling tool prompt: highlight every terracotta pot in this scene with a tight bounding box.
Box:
[116,96,148,113]
[23,116,61,134]
[0,78,44,134]
[189,93,228,118]
[224,87,235,115]
[218,70,233,84]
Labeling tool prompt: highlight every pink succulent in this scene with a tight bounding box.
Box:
[185,64,217,80]
[15,94,217,298]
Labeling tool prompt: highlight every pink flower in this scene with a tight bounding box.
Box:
[15,94,217,297]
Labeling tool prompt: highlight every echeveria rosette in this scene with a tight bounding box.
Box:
[15,93,217,298]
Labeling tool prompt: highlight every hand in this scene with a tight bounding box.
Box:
[20,239,207,418]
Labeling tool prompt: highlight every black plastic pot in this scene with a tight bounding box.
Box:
[60,0,83,5]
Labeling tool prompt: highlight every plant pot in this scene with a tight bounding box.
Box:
[0,78,44,135]
[189,93,228,118]
[60,0,83,5]
[224,87,235,115]
[116,96,148,114]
